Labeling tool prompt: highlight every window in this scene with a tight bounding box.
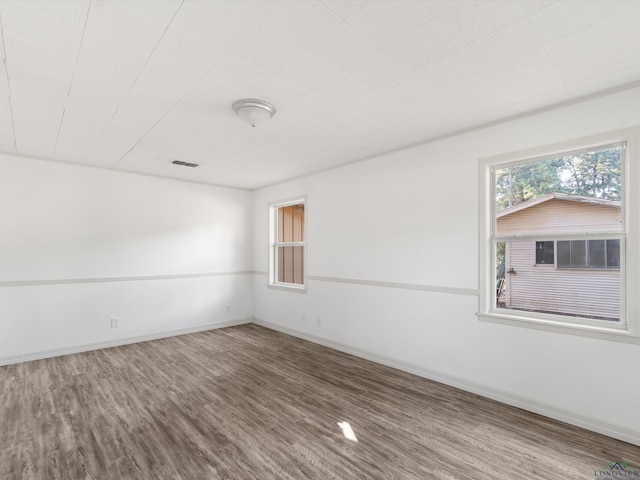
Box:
[269,198,305,289]
[479,129,640,337]
[535,239,620,269]
[556,239,620,269]
[535,241,555,265]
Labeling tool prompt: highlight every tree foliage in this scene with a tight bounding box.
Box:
[495,147,622,211]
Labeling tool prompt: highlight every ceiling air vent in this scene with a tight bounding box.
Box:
[171,160,199,168]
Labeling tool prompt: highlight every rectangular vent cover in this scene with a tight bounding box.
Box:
[171,160,199,167]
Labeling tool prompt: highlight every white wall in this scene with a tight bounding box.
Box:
[252,86,640,445]
[0,155,253,364]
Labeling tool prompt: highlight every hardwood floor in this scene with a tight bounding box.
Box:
[1,324,638,479]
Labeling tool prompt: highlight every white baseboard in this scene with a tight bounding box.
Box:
[0,317,253,366]
[253,318,640,447]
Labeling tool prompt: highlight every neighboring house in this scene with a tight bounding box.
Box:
[496,193,621,320]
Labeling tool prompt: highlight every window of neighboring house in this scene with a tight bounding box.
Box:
[535,241,555,265]
[479,130,640,337]
[535,239,620,269]
[269,198,306,289]
[556,239,620,269]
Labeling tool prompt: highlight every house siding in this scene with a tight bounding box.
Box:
[504,242,620,319]
[497,199,621,236]
[498,199,621,320]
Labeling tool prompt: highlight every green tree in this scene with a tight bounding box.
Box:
[495,146,621,211]
[495,158,564,210]
[560,148,621,200]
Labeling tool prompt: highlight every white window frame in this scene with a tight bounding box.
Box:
[268,196,307,292]
[478,128,640,343]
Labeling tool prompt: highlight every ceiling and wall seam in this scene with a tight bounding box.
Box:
[0,150,252,192]
[2,1,639,189]
[0,80,638,195]
[253,79,640,191]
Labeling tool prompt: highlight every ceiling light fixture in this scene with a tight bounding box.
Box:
[232,98,276,127]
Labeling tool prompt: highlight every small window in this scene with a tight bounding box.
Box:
[535,241,555,265]
[556,240,571,268]
[607,239,620,268]
[269,199,305,289]
[588,240,606,268]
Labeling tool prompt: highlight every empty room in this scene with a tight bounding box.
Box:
[2,0,640,478]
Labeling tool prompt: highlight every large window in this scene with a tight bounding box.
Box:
[556,239,620,269]
[534,239,620,269]
[480,130,640,336]
[269,198,305,289]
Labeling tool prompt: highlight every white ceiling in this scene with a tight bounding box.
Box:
[1,0,639,190]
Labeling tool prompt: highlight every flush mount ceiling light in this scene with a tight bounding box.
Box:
[232,98,276,127]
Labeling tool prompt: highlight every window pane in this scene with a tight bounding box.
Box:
[277,204,304,243]
[607,239,620,269]
[277,246,304,284]
[497,241,620,321]
[570,240,587,268]
[535,241,554,264]
[588,240,606,268]
[490,142,624,326]
[495,146,622,236]
[556,241,571,268]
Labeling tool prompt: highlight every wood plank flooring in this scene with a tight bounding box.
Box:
[1,324,638,479]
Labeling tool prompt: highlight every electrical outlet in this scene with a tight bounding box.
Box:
[301,313,306,323]
[226,304,231,313]
[316,316,322,327]
[110,317,119,328]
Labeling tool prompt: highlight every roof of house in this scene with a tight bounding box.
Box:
[496,192,621,218]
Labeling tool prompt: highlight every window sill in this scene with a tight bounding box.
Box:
[477,311,640,344]
[554,267,621,271]
[267,283,307,294]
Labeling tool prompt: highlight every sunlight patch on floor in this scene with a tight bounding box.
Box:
[337,421,358,442]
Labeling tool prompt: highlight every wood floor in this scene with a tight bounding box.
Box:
[1,324,638,479]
